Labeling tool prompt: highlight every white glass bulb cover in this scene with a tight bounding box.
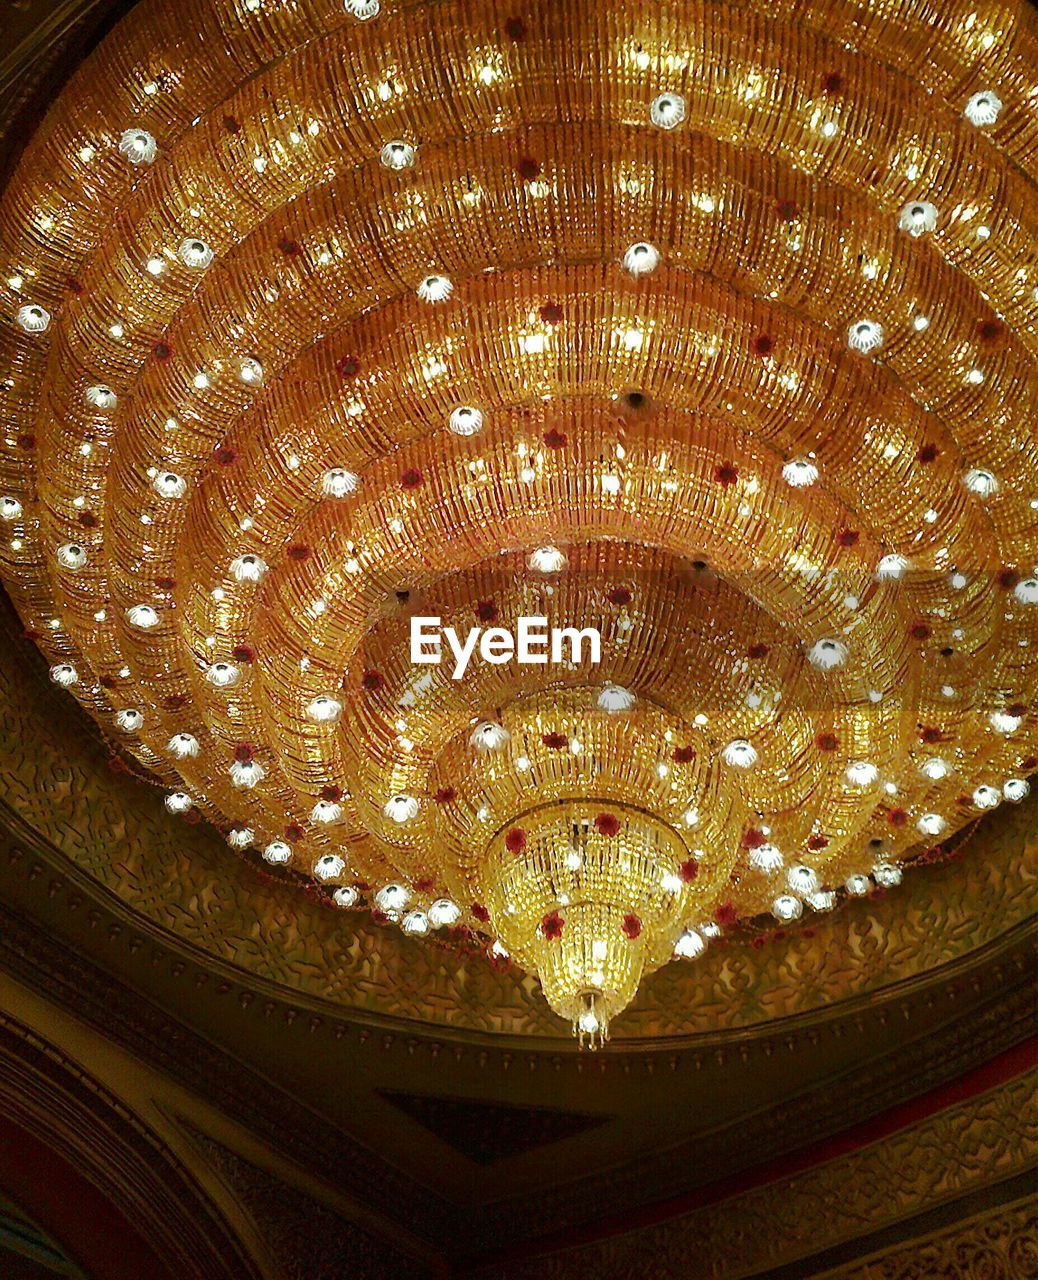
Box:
[206,662,240,687]
[127,604,159,629]
[230,553,267,583]
[178,238,214,269]
[876,553,910,581]
[417,274,452,303]
[152,471,187,498]
[402,910,430,936]
[56,542,88,571]
[116,708,144,731]
[307,695,343,723]
[263,841,293,865]
[449,406,484,436]
[898,201,938,236]
[622,241,660,276]
[119,128,157,164]
[167,732,199,758]
[964,90,1003,127]
[344,0,380,18]
[322,468,360,497]
[239,356,263,385]
[230,759,265,788]
[846,760,879,786]
[333,885,360,907]
[429,898,461,927]
[383,794,419,823]
[673,928,705,958]
[314,854,346,881]
[164,791,192,813]
[380,140,416,169]
[722,738,758,768]
[782,458,818,487]
[973,784,1001,809]
[650,93,687,129]
[808,638,848,670]
[917,812,946,836]
[16,304,50,333]
[806,890,836,911]
[787,864,819,895]
[227,827,254,849]
[872,862,902,887]
[50,663,78,686]
[310,799,343,824]
[1004,778,1030,802]
[772,894,803,922]
[748,842,783,872]
[847,319,883,354]
[375,883,410,911]
[597,683,636,714]
[0,497,23,520]
[1013,577,1038,605]
[920,757,950,780]
[964,468,998,497]
[85,384,118,411]
[528,545,567,572]
[990,710,1022,734]
[470,722,511,752]
[845,873,871,896]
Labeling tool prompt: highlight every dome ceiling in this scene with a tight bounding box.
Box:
[2,0,1038,1042]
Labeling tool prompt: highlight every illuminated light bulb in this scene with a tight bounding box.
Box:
[376,884,410,911]
[152,471,186,498]
[0,497,23,520]
[772,894,803,922]
[119,128,157,164]
[920,757,950,781]
[845,873,871,896]
[898,201,938,236]
[230,553,267,583]
[650,93,686,129]
[307,695,342,723]
[846,760,879,786]
[383,794,419,823]
[873,862,902,887]
[917,812,946,836]
[972,784,1001,809]
[847,319,883,354]
[178,238,214,269]
[238,356,263,385]
[748,842,783,872]
[402,910,429,936]
[167,732,199,758]
[990,709,1022,734]
[230,759,264,788]
[333,885,359,907]
[321,468,360,497]
[949,570,968,590]
[966,368,985,385]
[1004,778,1030,803]
[313,854,346,881]
[808,638,848,670]
[16,304,50,333]
[206,662,240,687]
[49,663,78,687]
[380,140,416,169]
[263,841,292,865]
[674,928,705,959]
[164,791,192,814]
[782,457,818,487]
[449,405,484,436]
[116,708,144,732]
[964,90,1003,127]
[126,604,159,629]
[597,683,635,714]
[722,738,757,768]
[146,256,166,276]
[682,806,700,827]
[787,865,819,895]
[227,827,254,850]
[85,384,118,412]
[601,473,621,495]
[623,241,660,276]
[528,545,567,572]
[912,314,930,331]
[876,553,910,581]
[964,468,998,497]
[56,542,87,571]
[429,898,461,927]
[470,721,511,752]
[661,872,683,893]
[344,0,380,17]
[417,274,452,303]
[1013,577,1038,605]
[310,799,343,824]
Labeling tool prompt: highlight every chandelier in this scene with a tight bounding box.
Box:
[2,0,1037,1046]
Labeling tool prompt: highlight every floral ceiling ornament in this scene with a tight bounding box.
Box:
[1,0,1036,1046]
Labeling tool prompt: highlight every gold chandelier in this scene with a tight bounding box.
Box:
[2,0,1037,1044]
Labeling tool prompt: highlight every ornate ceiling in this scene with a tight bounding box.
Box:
[0,1,1034,1276]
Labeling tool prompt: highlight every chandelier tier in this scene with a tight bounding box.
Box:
[2,0,1037,1042]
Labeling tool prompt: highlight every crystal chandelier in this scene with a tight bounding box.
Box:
[1,0,1037,1044]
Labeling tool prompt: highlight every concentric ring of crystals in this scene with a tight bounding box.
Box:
[2,0,1038,1040]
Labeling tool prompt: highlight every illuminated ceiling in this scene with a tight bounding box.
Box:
[2,0,1038,1043]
